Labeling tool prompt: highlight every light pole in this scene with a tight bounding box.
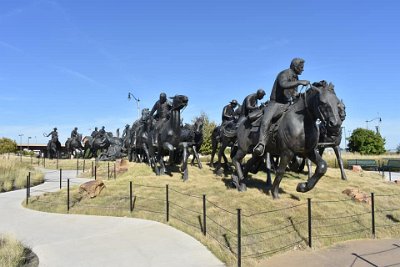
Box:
[128,92,140,119]
[28,136,32,150]
[18,134,23,160]
[365,117,382,130]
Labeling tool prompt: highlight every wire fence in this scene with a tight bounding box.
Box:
[21,167,400,267]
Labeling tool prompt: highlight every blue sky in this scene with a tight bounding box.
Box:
[0,0,399,149]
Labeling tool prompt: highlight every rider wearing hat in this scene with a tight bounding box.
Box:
[253,58,310,156]
[221,99,239,124]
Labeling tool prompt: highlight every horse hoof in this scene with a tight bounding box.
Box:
[215,168,223,176]
[240,183,247,191]
[296,182,309,193]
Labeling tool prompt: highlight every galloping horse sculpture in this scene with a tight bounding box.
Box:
[180,117,204,169]
[127,108,152,164]
[65,134,84,158]
[232,82,343,198]
[297,92,347,180]
[148,95,189,180]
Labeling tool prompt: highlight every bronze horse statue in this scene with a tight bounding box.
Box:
[127,108,153,164]
[232,82,343,199]
[65,134,83,158]
[148,95,189,180]
[179,117,204,169]
[294,96,347,180]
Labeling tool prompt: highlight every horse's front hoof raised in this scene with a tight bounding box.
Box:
[296,182,309,193]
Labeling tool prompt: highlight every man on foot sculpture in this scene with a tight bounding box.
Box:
[253,58,310,157]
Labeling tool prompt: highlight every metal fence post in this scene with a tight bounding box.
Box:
[60,169,62,189]
[76,159,79,176]
[371,192,375,238]
[308,198,312,248]
[166,184,169,222]
[237,208,241,267]
[130,181,133,212]
[26,175,29,205]
[203,194,207,236]
[95,166,97,180]
[67,179,70,212]
[28,172,31,198]
[83,160,85,173]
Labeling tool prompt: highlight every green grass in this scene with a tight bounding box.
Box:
[23,155,400,267]
[0,155,44,192]
[0,234,37,267]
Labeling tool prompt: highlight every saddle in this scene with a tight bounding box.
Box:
[221,121,237,138]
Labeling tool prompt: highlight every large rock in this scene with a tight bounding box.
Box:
[79,180,106,198]
[342,188,370,204]
[352,165,363,173]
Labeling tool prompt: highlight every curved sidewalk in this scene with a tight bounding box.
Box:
[0,169,224,267]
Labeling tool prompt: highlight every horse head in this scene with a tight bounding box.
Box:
[193,117,204,133]
[170,95,189,111]
[308,81,343,134]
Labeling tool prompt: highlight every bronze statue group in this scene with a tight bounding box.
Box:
[45,58,346,198]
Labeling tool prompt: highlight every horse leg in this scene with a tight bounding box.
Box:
[181,144,189,181]
[215,142,227,175]
[271,152,293,199]
[231,149,247,191]
[265,152,272,189]
[333,145,347,180]
[142,143,151,166]
[209,134,218,166]
[191,145,202,169]
[297,150,327,193]
[306,158,312,179]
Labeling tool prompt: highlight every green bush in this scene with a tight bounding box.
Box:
[0,138,17,154]
[348,128,385,155]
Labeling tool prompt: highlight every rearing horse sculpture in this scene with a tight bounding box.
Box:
[232,82,343,199]
[148,95,189,180]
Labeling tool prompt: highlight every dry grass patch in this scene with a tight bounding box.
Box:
[0,234,37,267]
[0,157,44,192]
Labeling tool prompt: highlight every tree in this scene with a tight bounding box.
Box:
[191,112,217,155]
[396,144,400,154]
[0,137,17,154]
[348,128,385,155]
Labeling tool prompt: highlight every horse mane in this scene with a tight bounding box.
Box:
[312,80,336,94]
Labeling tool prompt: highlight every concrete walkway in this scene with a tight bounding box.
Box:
[258,238,400,267]
[0,169,224,267]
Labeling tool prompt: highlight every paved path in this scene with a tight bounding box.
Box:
[258,238,400,267]
[0,169,224,267]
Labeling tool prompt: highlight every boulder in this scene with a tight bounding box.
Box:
[342,188,370,204]
[352,165,362,173]
[79,180,105,198]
